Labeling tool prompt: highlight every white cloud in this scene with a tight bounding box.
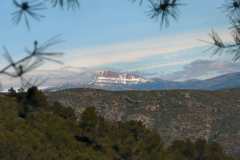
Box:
[64,29,230,68]
[162,60,240,81]
[127,60,194,72]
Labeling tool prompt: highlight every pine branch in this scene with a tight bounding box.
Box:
[0,36,64,88]
[207,0,240,61]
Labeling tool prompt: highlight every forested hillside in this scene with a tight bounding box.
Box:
[47,88,240,157]
[0,87,236,159]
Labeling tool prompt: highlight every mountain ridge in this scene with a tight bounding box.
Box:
[46,71,240,91]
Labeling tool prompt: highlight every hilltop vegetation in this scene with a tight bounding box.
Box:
[47,88,240,157]
[0,87,237,159]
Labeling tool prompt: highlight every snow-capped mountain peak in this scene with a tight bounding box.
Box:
[94,70,148,86]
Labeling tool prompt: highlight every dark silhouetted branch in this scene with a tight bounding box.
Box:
[0,36,63,88]
[130,0,184,28]
[12,0,46,30]
[48,0,80,9]
[206,1,240,61]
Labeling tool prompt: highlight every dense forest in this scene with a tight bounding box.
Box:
[0,87,236,160]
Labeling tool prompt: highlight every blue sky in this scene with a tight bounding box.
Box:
[0,0,237,81]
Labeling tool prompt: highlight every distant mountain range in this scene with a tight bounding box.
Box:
[48,70,240,91]
[126,72,240,91]
[2,67,240,91]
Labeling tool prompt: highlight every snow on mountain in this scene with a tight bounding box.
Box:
[94,70,148,86]
[2,66,240,91]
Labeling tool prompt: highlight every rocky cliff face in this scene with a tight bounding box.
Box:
[47,88,240,157]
